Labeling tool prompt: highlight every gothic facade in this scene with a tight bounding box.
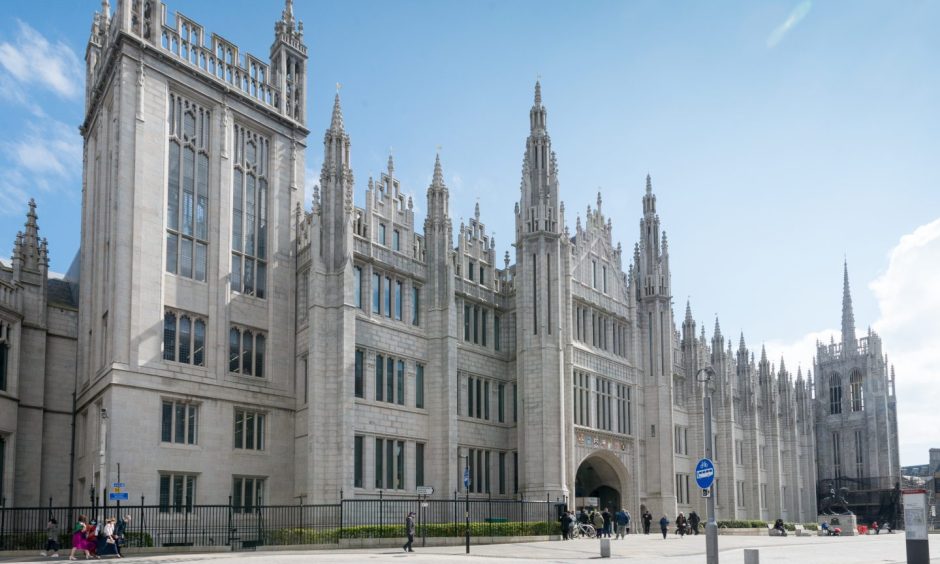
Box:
[0,0,900,525]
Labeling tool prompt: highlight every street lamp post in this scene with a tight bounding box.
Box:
[697,367,719,564]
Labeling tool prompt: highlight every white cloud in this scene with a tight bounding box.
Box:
[870,217,940,465]
[767,1,812,48]
[0,119,82,215]
[764,327,838,376]
[0,20,82,99]
[765,217,940,465]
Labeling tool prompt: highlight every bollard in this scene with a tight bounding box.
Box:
[744,548,760,564]
[599,537,611,558]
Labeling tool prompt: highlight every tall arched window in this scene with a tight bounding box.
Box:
[850,370,864,412]
[231,126,269,298]
[829,373,842,415]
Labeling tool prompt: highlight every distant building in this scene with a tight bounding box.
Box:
[0,0,900,525]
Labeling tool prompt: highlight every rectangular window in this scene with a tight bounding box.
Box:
[736,481,745,507]
[592,260,597,288]
[159,473,195,513]
[396,359,405,405]
[354,266,362,309]
[375,354,384,402]
[375,438,384,488]
[735,440,743,465]
[416,364,425,409]
[603,265,607,293]
[854,430,864,479]
[464,305,471,341]
[387,357,395,404]
[485,451,491,494]
[498,383,505,423]
[396,440,404,490]
[303,356,308,405]
[833,432,842,478]
[163,311,207,367]
[229,327,266,378]
[412,286,420,325]
[392,229,400,251]
[386,439,394,489]
[494,315,501,351]
[379,223,386,245]
[498,452,506,495]
[479,265,485,285]
[468,260,475,282]
[475,378,482,418]
[230,125,268,298]
[482,310,488,347]
[384,276,391,317]
[232,476,265,513]
[394,281,403,320]
[484,380,490,420]
[467,376,473,417]
[512,384,517,423]
[473,306,479,344]
[161,400,197,445]
[354,349,364,398]
[0,342,7,392]
[416,443,425,487]
[166,95,210,282]
[354,436,364,488]
[513,452,518,494]
[233,409,265,450]
[372,273,381,313]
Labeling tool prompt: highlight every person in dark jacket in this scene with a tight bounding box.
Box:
[688,511,701,535]
[614,509,630,538]
[601,508,612,538]
[403,511,416,552]
[560,511,571,540]
[114,515,131,557]
[642,510,653,535]
[659,515,670,539]
[676,513,688,537]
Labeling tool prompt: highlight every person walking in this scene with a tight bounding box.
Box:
[688,510,700,535]
[659,515,670,539]
[624,509,632,535]
[403,511,416,552]
[592,510,604,535]
[68,514,92,561]
[560,511,571,540]
[602,508,612,538]
[642,510,653,535]
[40,517,60,557]
[676,512,688,537]
[97,517,120,558]
[615,508,628,539]
[114,515,131,557]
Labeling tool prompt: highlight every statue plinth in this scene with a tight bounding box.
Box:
[817,514,858,536]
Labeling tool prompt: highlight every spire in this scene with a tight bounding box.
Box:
[739,332,746,352]
[387,153,395,177]
[714,317,722,339]
[841,260,857,349]
[685,301,693,324]
[14,198,47,274]
[646,174,652,194]
[643,174,657,215]
[760,344,768,364]
[534,79,542,107]
[282,0,294,27]
[330,93,344,132]
[432,153,444,187]
[779,356,787,374]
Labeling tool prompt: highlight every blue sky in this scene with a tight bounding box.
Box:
[1,1,938,465]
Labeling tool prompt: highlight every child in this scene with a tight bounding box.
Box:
[40,517,60,557]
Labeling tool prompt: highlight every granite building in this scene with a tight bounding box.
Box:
[0,0,900,525]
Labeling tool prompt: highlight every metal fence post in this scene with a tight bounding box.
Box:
[227,495,234,550]
[0,497,6,551]
[138,496,144,548]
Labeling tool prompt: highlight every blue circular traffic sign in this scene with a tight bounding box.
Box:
[695,458,715,489]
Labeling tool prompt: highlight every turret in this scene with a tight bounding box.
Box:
[515,81,560,235]
[318,93,354,269]
[271,0,308,123]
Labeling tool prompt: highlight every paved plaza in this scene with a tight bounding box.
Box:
[2,534,938,563]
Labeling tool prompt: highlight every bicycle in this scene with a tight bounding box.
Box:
[571,523,597,539]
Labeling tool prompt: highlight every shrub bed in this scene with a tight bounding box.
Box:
[266,521,558,544]
[717,520,768,529]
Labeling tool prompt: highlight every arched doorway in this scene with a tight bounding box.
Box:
[575,452,628,512]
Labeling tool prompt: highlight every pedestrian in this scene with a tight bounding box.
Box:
[642,510,653,535]
[676,512,688,537]
[40,517,60,557]
[615,508,628,539]
[688,511,700,535]
[624,509,631,535]
[569,511,577,538]
[560,511,571,540]
[68,514,92,560]
[403,511,416,552]
[602,507,612,538]
[86,518,99,558]
[114,514,131,557]
[592,510,604,535]
[659,515,670,539]
[872,520,879,535]
[578,509,589,525]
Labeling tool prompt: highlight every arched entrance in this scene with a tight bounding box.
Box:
[575,452,629,512]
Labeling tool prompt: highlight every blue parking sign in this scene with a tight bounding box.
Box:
[463,466,471,489]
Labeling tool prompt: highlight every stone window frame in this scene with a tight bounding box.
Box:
[230,123,270,299]
[160,398,199,446]
[158,472,197,513]
[233,407,266,451]
[232,475,266,513]
[162,308,207,367]
[228,324,267,378]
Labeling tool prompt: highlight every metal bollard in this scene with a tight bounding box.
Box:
[744,548,760,564]
[599,537,611,558]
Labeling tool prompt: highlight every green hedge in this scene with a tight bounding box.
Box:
[717,520,768,529]
[266,521,559,543]
[124,531,155,547]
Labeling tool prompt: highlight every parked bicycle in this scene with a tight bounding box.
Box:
[571,522,597,539]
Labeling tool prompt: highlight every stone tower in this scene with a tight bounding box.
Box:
[75,0,308,505]
[514,81,568,500]
[814,263,900,517]
[635,175,677,516]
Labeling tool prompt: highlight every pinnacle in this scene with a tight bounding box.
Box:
[646,174,652,194]
[713,316,721,338]
[760,344,768,363]
[431,153,445,187]
[779,357,787,374]
[387,153,395,177]
[330,93,344,132]
[534,80,542,107]
[739,332,746,351]
[684,300,693,323]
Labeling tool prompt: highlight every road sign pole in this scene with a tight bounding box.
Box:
[703,390,718,564]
